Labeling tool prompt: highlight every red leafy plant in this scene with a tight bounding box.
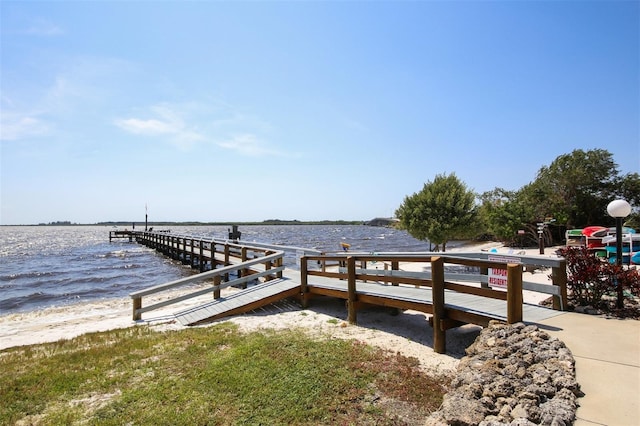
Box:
[558,247,640,315]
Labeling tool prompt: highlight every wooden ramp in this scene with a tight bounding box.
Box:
[174,276,300,326]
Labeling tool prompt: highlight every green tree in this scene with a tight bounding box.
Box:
[613,172,640,229]
[476,149,639,246]
[523,149,631,229]
[477,188,533,244]
[616,172,640,207]
[395,173,476,251]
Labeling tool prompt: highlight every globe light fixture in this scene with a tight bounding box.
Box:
[607,199,632,267]
[607,199,632,220]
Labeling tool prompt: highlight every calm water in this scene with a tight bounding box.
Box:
[0,225,446,315]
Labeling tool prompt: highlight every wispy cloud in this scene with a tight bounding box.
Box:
[216,134,275,157]
[115,102,293,156]
[1,56,139,142]
[115,106,184,136]
[0,95,49,141]
[115,117,176,135]
[114,104,205,150]
[0,112,49,141]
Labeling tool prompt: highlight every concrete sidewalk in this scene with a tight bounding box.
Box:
[538,313,639,426]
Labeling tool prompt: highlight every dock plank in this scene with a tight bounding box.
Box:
[174,277,300,326]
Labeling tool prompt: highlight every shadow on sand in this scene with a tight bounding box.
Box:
[234,296,482,359]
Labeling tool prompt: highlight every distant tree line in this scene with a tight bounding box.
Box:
[96,219,363,227]
[395,149,640,250]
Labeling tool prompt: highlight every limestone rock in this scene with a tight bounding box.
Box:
[426,321,580,425]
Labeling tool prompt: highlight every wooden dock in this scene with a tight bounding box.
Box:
[120,231,568,353]
[109,230,135,242]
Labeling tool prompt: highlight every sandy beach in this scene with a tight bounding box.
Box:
[0,243,563,374]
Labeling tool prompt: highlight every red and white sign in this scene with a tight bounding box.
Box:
[488,267,508,288]
[488,255,522,289]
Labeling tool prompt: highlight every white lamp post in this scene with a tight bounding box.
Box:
[607,199,632,266]
[607,199,632,310]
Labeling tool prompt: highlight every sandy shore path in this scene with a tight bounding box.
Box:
[0,243,562,373]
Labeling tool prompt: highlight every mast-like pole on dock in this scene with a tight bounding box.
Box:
[145,203,148,231]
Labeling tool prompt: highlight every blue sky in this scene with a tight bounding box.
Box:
[1,1,638,225]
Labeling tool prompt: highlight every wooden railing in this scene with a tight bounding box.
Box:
[130,247,284,321]
[300,253,567,353]
[134,231,287,274]
[311,251,568,310]
[109,230,134,242]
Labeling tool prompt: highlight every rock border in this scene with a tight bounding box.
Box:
[427,321,581,426]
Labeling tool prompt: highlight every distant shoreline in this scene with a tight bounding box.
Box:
[1,220,367,227]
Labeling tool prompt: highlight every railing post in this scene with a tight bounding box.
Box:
[264,251,273,281]
[507,263,523,323]
[132,297,142,321]
[431,256,446,354]
[240,247,248,289]
[183,238,188,264]
[480,266,490,288]
[213,275,221,299]
[190,238,195,268]
[300,256,309,308]
[276,255,283,279]
[171,236,176,259]
[347,256,357,324]
[224,244,230,281]
[199,240,205,272]
[391,260,399,286]
[552,259,568,311]
[210,241,217,270]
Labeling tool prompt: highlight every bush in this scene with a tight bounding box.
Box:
[558,247,640,316]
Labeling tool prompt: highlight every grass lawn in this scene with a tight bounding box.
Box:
[1,323,449,425]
